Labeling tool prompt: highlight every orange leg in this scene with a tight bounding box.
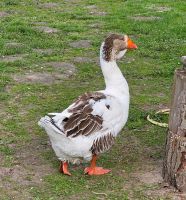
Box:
[59,161,71,176]
[84,155,111,175]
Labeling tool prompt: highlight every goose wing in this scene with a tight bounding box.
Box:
[63,92,108,137]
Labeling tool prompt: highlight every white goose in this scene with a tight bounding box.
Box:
[38,34,137,175]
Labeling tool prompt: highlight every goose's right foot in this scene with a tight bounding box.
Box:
[59,161,71,176]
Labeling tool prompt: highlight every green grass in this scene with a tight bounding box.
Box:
[0,0,186,199]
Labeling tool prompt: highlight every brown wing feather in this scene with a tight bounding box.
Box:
[64,92,106,137]
[90,133,115,154]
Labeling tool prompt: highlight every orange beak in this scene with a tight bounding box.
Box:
[127,38,138,49]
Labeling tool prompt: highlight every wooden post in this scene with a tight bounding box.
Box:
[163,56,186,192]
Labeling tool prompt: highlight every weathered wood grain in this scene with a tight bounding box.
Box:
[163,57,186,192]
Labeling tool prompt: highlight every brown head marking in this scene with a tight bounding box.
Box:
[103,34,127,62]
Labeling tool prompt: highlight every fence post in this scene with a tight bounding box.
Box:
[162,56,186,192]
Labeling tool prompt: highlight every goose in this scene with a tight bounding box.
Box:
[38,34,137,175]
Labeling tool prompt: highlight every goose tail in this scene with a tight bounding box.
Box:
[38,115,63,134]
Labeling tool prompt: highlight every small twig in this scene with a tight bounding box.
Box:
[147,108,170,128]
[92,191,108,197]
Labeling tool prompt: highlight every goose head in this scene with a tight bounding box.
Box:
[102,34,137,62]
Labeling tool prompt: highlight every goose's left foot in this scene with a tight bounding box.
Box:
[84,154,111,175]
[84,166,111,175]
[59,161,71,176]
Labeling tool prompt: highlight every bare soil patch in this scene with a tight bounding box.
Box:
[15,138,55,178]
[125,162,185,199]
[69,40,91,48]
[132,169,163,184]
[88,23,101,28]
[121,57,135,64]
[33,48,54,55]
[0,154,5,166]
[35,26,59,34]
[45,62,76,74]
[141,103,169,112]
[0,138,55,200]
[0,165,42,185]
[73,57,93,63]
[155,6,171,12]
[130,16,160,21]
[0,11,8,17]
[145,187,185,200]
[86,5,107,16]
[73,56,99,65]
[63,0,81,3]
[0,54,25,62]
[5,42,23,48]
[0,167,12,178]
[86,5,97,9]
[90,11,107,16]
[39,2,59,9]
[148,5,171,12]
[12,73,67,84]
[12,62,76,84]
[92,57,100,65]
[32,21,48,26]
